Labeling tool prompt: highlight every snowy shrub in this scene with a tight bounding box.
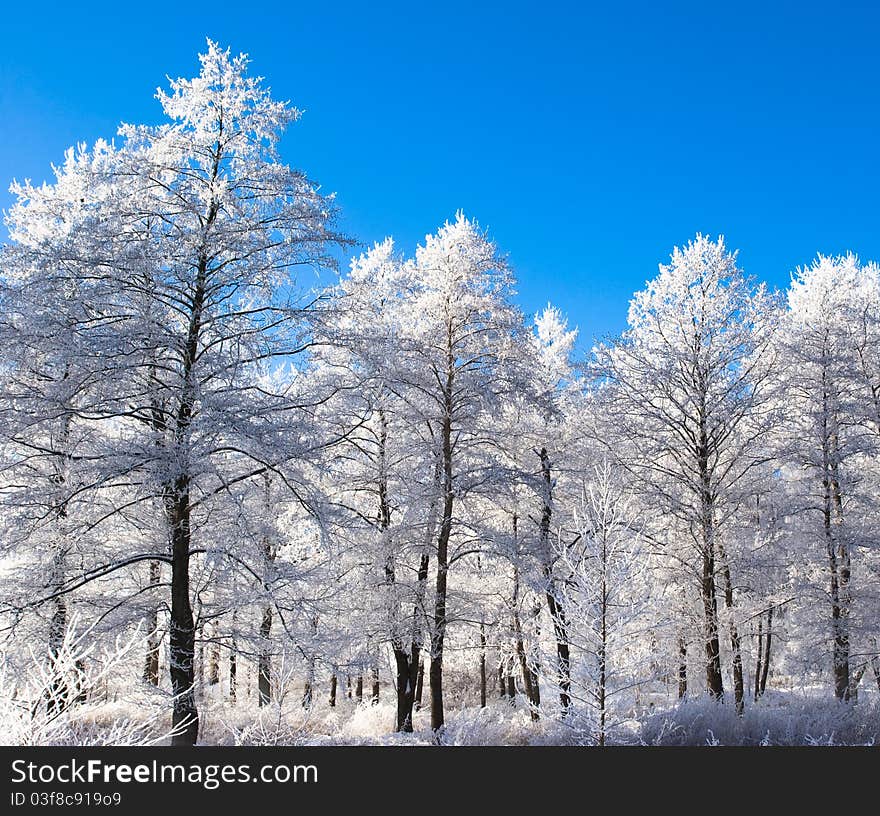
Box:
[0,618,171,746]
[639,694,880,746]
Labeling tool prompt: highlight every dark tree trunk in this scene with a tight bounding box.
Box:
[394,648,420,731]
[759,605,773,696]
[512,529,539,720]
[698,422,724,702]
[355,675,363,703]
[718,542,744,715]
[754,614,764,702]
[701,548,724,700]
[370,665,380,705]
[414,661,424,711]
[143,560,161,686]
[380,408,432,733]
[824,398,851,701]
[258,605,272,707]
[168,477,198,745]
[228,642,237,704]
[207,627,220,686]
[538,448,572,716]
[329,670,337,708]
[429,331,456,735]
[678,636,688,699]
[165,157,219,747]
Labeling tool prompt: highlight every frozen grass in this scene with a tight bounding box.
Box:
[639,692,880,746]
[5,654,880,746]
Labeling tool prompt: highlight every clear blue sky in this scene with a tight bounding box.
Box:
[1,1,878,345]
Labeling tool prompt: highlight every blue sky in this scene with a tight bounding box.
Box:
[1,1,878,345]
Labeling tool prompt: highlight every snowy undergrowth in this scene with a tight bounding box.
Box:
[640,693,880,746]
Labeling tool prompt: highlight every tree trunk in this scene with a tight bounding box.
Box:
[168,477,198,745]
[717,542,744,715]
[479,619,487,708]
[370,665,380,705]
[165,160,218,747]
[701,548,724,700]
[414,661,424,711]
[394,648,420,730]
[302,676,313,709]
[698,422,724,702]
[754,614,764,702]
[760,605,773,696]
[355,675,363,703]
[228,642,237,704]
[824,394,851,701]
[329,670,337,708]
[207,625,220,686]
[678,636,688,699]
[258,606,272,707]
[538,448,572,717]
[383,406,434,733]
[506,656,517,701]
[512,524,539,720]
[46,589,68,716]
[429,328,456,734]
[143,560,162,686]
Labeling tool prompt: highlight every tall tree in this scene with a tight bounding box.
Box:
[592,235,778,712]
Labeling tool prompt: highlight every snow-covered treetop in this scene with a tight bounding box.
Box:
[787,252,880,330]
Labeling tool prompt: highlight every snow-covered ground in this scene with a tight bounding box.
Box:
[7,686,878,746]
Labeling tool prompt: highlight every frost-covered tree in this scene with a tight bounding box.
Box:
[0,41,348,744]
[777,254,880,700]
[592,235,779,713]
[555,461,655,744]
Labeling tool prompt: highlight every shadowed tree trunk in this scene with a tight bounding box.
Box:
[537,448,572,717]
[511,516,539,720]
[371,665,380,705]
[167,475,198,745]
[754,614,764,702]
[257,476,275,708]
[143,560,162,686]
[414,662,424,711]
[822,384,851,701]
[429,406,453,733]
[258,606,272,707]
[760,605,773,696]
[506,656,517,701]
[228,641,237,704]
[678,636,688,699]
[717,541,744,715]
[698,422,724,702]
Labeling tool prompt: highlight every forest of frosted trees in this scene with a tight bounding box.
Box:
[1,42,879,746]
